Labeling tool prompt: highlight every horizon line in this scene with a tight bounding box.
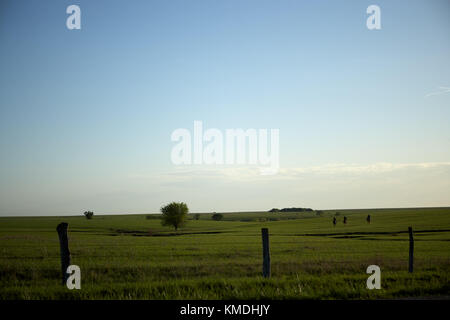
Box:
[0,205,449,218]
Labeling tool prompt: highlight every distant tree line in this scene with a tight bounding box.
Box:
[268,207,313,213]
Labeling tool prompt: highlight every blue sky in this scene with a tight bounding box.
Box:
[0,0,449,215]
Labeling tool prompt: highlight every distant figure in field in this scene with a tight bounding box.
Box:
[343,216,347,224]
[366,214,371,224]
[333,217,337,226]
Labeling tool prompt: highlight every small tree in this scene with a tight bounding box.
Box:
[83,211,94,220]
[212,213,223,221]
[193,213,201,220]
[160,202,188,231]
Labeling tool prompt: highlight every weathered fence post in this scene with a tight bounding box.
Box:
[261,228,270,278]
[408,226,414,273]
[56,222,71,285]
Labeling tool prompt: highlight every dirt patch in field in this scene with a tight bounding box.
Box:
[0,235,46,241]
[109,229,225,237]
[297,229,450,238]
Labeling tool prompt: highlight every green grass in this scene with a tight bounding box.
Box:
[0,207,449,299]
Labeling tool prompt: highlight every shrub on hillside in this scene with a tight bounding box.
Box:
[212,213,223,221]
[83,211,94,220]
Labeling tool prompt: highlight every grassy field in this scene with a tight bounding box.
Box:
[0,207,449,299]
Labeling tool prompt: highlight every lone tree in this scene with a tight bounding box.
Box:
[83,211,94,220]
[160,202,188,231]
[193,213,201,220]
[212,213,223,221]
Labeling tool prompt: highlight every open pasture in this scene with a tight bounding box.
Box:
[0,207,449,299]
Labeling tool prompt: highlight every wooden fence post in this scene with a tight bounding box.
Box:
[408,226,414,273]
[261,228,270,278]
[56,222,71,285]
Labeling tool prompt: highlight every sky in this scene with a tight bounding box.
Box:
[0,0,449,216]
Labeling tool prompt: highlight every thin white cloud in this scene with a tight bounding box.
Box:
[128,162,450,182]
[279,162,450,175]
[122,162,450,212]
[425,86,450,97]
